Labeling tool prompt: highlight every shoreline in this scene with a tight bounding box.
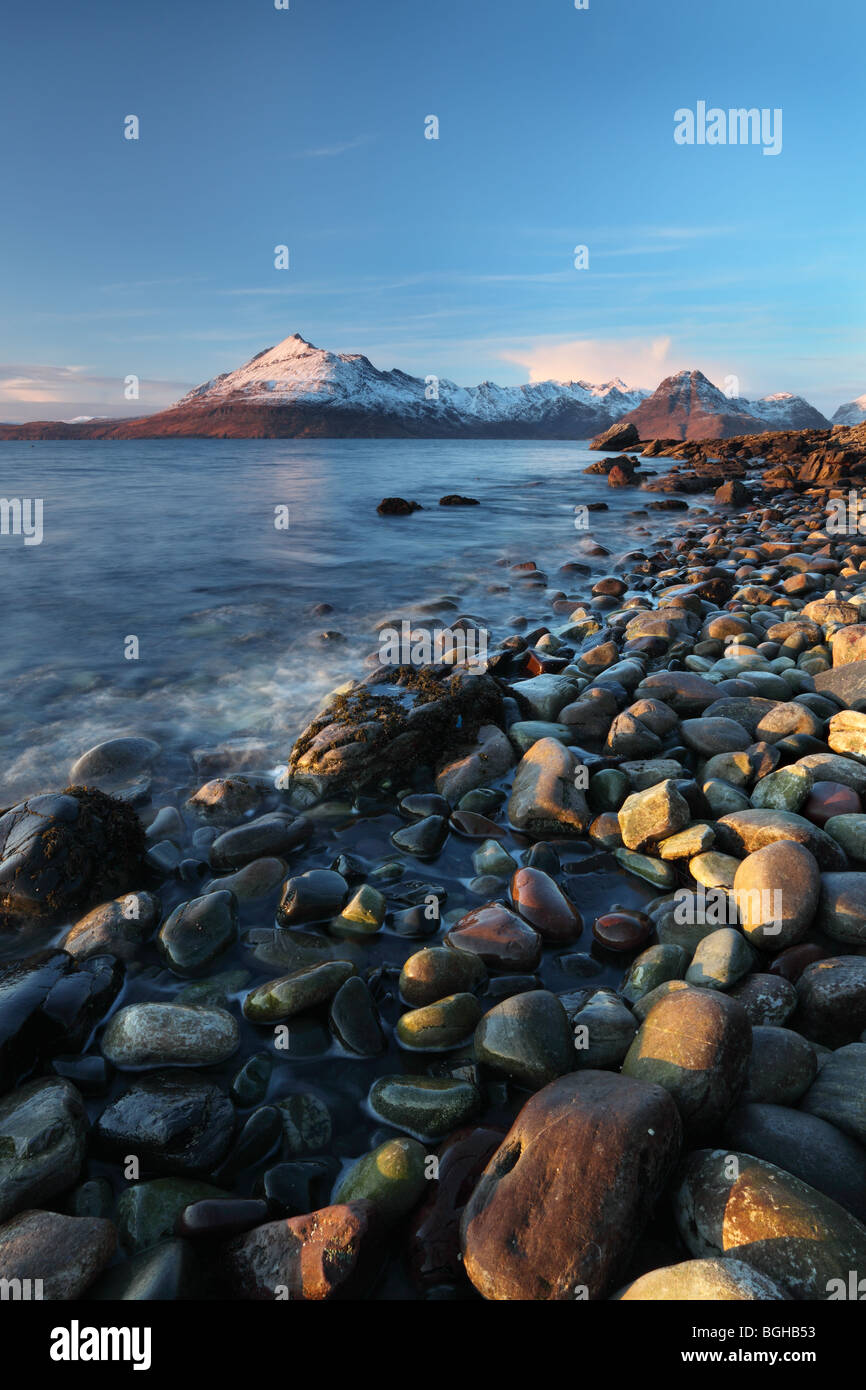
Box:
[2,427,866,1301]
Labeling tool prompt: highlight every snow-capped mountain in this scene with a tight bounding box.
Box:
[0,337,837,441]
[172,332,649,435]
[832,394,866,427]
[618,369,830,441]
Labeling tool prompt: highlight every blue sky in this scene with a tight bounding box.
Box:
[1,0,863,419]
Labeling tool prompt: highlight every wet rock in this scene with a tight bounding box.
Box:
[329,977,385,1056]
[69,735,159,796]
[186,775,273,825]
[613,847,677,888]
[0,788,146,929]
[732,840,820,949]
[243,961,356,1023]
[377,496,421,515]
[254,1160,336,1217]
[285,667,503,799]
[335,1137,428,1224]
[275,1093,332,1155]
[95,1071,235,1174]
[507,738,590,837]
[618,779,690,852]
[399,947,486,1006]
[0,1208,116,1300]
[276,869,348,927]
[117,1178,228,1253]
[615,1257,788,1301]
[63,891,160,962]
[9,951,121,1094]
[330,883,386,937]
[230,1053,272,1108]
[87,1237,201,1300]
[435,724,515,804]
[102,1002,240,1068]
[0,1077,88,1221]
[225,1200,381,1300]
[622,988,751,1136]
[473,839,518,880]
[157,890,238,976]
[390,814,448,858]
[445,903,542,972]
[204,857,286,901]
[509,867,581,943]
[474,990,574,1089]
[368,1075,480,1141]
[210,814,310,871]
[673,1148,866,1300]
[407,1125,504,1290]
[800,1043,866,1146]
[722,1102,866,1224]
[592,909,652,953]
[795,956,866,1047]
[461,1071,682,1300]
[397,994,482,1051]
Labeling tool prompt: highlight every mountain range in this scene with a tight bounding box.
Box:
[1,332,863,440]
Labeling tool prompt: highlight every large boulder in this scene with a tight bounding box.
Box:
[673,1149,866,1300]
[0,789,146,930]
[460,1071,682,1300]
[590,420,639,452]
[282,667,503,801]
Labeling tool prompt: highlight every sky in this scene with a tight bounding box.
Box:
[1,0,864,420]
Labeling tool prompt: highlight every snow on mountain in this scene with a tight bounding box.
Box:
[832,394,866,427]
[619,368,829,440]
[176,332,650,426]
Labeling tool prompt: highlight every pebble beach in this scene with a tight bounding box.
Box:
[3,426,866,1302]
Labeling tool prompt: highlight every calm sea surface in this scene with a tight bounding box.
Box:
[0,438,686,803]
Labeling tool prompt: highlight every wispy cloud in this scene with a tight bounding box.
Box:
[290,134,372,159]
[0,363,188,420]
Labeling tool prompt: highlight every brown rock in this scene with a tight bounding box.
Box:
[445,903,542,971]
[732,840,820,949]
[509,868,582,943]
[0,1209,116,1300]
[461,1071,682,1300]
[224,1201,380,1299]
